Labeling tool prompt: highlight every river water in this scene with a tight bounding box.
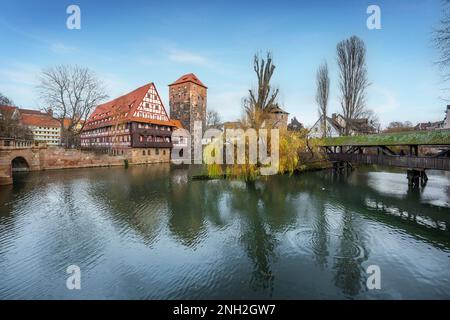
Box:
[0,164,449,299]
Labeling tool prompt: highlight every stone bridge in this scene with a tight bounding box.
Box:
[0,146,127,186]
[0,147,42,185]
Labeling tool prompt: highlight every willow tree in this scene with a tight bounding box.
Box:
[315,62,330,138]
[243,52,279,128]
[337,36,370,135]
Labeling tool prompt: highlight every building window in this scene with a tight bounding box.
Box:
[147,149,151,155]
[163,150,166,155]
[142,150,145,156]
[156,148,159,155]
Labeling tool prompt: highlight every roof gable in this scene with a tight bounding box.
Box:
[169,73,207,88]
[85,82,175,130]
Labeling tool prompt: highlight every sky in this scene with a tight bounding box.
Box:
[0,0,447,128]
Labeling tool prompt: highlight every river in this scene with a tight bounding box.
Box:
[0,164,449,299]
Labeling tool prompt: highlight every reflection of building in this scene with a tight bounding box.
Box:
[169,73,207,135]
[80,82,177,163]
[20,109,61,146]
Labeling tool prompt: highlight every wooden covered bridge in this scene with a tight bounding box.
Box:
[319,129,450,187]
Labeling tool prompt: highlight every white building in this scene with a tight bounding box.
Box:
[308,115,343,138]
[20,110,61,146]
[444,105,450,129]
[309,113,375,138]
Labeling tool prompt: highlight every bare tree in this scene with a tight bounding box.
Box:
[38,65,108,148]
[315,62,330,138]
[337,36,370,135]
[0,92,14,106]
[244,52,279,128]
[434,0,450,80]
[363,109,381,133]
[206,109,222,129]
[0,108,33,140]
[384,121,414,133]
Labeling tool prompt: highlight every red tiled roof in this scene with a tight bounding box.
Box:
[21,113,60,127]
[170,119,184,129]
[19,108,44,115]
[84,82,175,130]
[169,73,207,88]
[0,105,18,112]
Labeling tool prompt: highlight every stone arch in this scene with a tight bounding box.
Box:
[11,156,30,172]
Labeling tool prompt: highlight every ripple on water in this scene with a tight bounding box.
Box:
[287,227,365,260]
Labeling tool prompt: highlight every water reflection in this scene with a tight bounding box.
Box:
[0,165,449,299]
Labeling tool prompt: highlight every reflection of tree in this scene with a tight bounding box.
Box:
[228,181,276,293]
[167,175,207,247]
[332,210,367,297]
[87,164,171,246]
[167,166,231,247]
[311,200,329,270]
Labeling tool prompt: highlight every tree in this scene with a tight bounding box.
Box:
[363,109,381,133]
[315,62,330,138]
[0,108,33,140]
[384,121,414,133]
[0,92,14,106]
[243,52,279,128]
[434,0,450,80]
[206,109,222,129]
[337,36,370,135]
[38,65,108,148]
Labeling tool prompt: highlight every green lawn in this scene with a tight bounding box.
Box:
[319,129,450,147]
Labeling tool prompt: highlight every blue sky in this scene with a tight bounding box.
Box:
[0,0,447,127]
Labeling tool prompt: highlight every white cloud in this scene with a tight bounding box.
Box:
[0,63,41,86]
[50,42,77,54]
[208,89,247,121]
[0,62,41,107]
[168,49,209,66]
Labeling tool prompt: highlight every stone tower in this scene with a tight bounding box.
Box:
[169,73,207,134]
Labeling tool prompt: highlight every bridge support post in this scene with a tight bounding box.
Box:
[0,155,13,186]
[407,169,427,188]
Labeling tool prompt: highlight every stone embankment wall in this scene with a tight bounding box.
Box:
[0,146,171,185]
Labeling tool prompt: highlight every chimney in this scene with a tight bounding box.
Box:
[332,113,337,120]
[47,108,53,117]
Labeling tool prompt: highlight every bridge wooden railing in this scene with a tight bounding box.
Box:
[327,153,450,171]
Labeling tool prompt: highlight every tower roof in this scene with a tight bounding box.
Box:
[169,73,207,88]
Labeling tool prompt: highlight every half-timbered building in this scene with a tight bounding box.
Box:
[80,82,177,163]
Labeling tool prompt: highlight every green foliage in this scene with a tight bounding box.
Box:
[320,129,450,147]
[205,128,321,181]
